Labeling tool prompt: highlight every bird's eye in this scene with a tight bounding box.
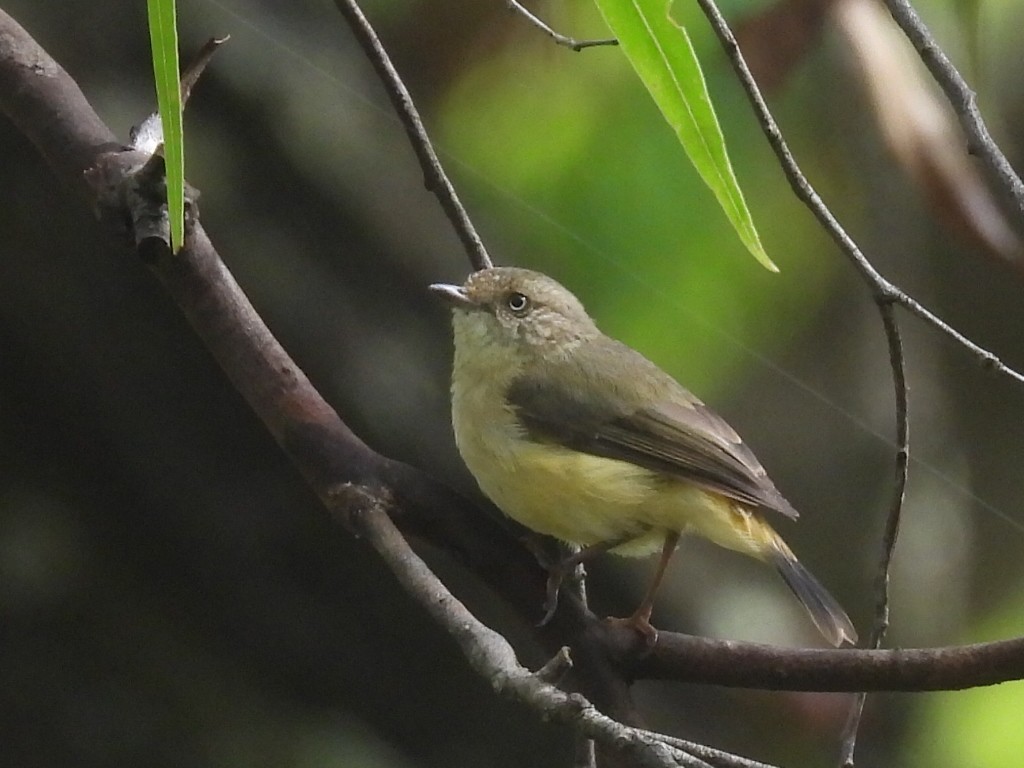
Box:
[506,292,530,315]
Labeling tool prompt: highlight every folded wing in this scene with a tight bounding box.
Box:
[506,337,798,519]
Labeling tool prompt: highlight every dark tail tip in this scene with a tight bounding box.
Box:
[772,549,858,647]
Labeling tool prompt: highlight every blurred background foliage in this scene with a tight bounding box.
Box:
[2,0,1024,766]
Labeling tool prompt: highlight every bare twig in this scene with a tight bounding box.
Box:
[832,0,1023,271]
[180,36,229,105]
[506,0,618,51]
[838,689,869,764]
[535,645,574,684]
[641,731,781,768]
[880,0,1024,225]
[130,36,229,156]
[574,736,597,768]
[838,304,910,766]
[687,9,1021,756]
[693,0,1024,387]
[329,0,492,271]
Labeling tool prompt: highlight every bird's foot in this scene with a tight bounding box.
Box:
[520,533,558,570]
[538,567,565,627]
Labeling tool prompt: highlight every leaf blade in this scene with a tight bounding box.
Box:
[146,0,185,253]
[594,0,775,271]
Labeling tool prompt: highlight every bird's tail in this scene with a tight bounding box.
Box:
[769,538,858,647]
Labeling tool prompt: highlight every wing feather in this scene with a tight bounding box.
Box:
[506,339,798,519]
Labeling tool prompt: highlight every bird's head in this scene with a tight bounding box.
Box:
[430,268,600,364]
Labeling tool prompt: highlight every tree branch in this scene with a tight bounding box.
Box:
[880,0,1024,225]
[344,484,769,768]
[838,304,910,764]
[329,0,492,271]
[637,732,780,768]
[694,0,1024,388]
[640,632,1024,691]
[505,1,618,51]
[0,8,119,193]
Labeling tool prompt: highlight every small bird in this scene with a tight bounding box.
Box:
[430,267,857,646]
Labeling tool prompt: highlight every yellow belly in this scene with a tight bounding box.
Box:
[449,344,776,561]
[456,411,773,559]
[475,440,662,553]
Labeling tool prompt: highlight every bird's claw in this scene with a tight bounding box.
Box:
[603,613,659,647]
[537,568,565,627]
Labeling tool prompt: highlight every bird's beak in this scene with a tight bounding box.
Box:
[429,282,476,310]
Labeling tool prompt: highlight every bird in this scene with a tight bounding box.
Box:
[430,266,857,646]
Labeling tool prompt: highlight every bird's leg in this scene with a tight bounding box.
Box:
[538,538,627,627]
[519,533,561,571]
[606,531,681,644]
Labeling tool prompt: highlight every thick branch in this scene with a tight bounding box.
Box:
[0,10,118,191]
[641,632,1024,691]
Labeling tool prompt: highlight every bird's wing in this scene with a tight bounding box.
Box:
[506,339,798,519]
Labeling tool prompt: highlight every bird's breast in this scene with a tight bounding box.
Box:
[451,372,664,550]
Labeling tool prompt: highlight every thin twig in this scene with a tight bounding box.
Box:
[693,0,1024,387]
[506,0,618,51]
[837,304,910,766]
[562,542,592,622]
[880,0,1024,225]
[838,696,868,767]
[180,36,229,105]
[535,646,574,684]
[688,26,998,761]
[573,736,597,768]
[640,731,781,768]
[330,0,492,271]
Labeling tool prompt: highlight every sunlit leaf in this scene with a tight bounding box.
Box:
[593,0,775,271]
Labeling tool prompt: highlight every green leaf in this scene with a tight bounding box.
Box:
[147,0,185,253]
[593,0,775,271]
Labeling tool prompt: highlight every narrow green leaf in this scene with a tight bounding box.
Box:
[593,0,776,271]
[147,0,185,253]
